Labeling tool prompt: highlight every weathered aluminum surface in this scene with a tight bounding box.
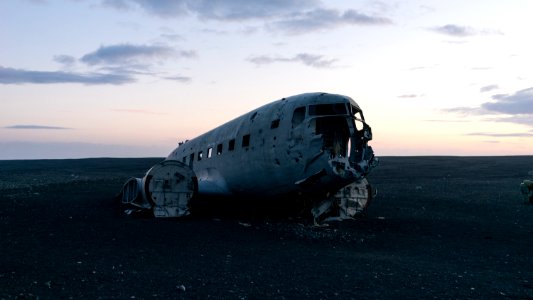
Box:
[120,160,196,217]
[121,92,378,221]
[146,160,196,218]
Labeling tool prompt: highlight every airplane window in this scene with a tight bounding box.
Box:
[271,119,280,129]
[309,103,347,116]
[242,134,250,147]
[228,139,235,151]
[350,105,360,115]
[354,112,364,131]
[292,106,305,127]
[189,153,194,167]
[217,144,223,155]
[198,151,203,161]
[207,147,212,158]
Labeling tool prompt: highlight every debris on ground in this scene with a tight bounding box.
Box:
[520,180,533,203]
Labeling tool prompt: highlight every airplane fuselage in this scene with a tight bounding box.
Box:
[166,92,377,199]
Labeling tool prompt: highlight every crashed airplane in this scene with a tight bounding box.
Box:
[120,92,378,222]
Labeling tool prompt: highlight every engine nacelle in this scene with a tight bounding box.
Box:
[120,160,197,217]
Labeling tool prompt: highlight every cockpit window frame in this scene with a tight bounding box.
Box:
[308,103,348,116]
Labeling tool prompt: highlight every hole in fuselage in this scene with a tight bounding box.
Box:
[314,116,350,158]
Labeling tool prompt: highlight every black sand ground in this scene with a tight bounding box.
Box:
[1,156,533,299]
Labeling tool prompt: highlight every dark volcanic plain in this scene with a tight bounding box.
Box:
[1,156,533,299]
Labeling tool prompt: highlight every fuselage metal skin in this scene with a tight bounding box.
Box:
[166,92,378,203]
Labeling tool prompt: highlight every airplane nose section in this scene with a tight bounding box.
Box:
[354,143,378,175]
[343,122,378,179]
[329,145,377,181]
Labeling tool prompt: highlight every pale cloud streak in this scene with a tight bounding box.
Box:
[486,115,533,127]
[271,8,392,35]
[79,44,195,82]
[248,53,337,68]
[398,94,419,99]
[431,24,476,37]
[480,84,499,93]
[466,132,533,137]
[103,0,317,20]
[187,0,317,21]
[80,44,193,66]
[53,55,76,67]
[111,109,169,115]
[431,24,502,37]
[443,106,490,116]
[424,119,469,123]
[162,75,192,83]
[5,125,71,130]
[102,0,188,18]
[0,66,134,85]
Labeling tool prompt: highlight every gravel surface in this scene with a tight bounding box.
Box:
[1,156,533,299]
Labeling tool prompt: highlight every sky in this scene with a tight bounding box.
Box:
[1,0,533,159]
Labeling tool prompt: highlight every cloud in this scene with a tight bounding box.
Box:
[80,44,190,66]
[466,132,533,137]
[424,119,469,123]
[103,0,317,20]
[160,33,185,41]
[398,94,419,98]
[248,53,337,68]
[271,8,391,35]
[102,0,189,17]
[23,0,46,4]
[102,1,390,35]
[486,115,533,127]
[53,55,76,67]
[111,109,168,115]
[445,87,533,116]
[409,66,431,71]
[483,87,533,114]
[445,86,533,127]
[162,75,192,83]
[0,141,169,159]
[5,125,71,130]
[188,0,317,21]
[102,0,134,11]
[442,106,490,116]
[431,24,502,37]
[1,43,194,85]
[431,24,476,37]
[480,84,498,92]
[0,66,134,85]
